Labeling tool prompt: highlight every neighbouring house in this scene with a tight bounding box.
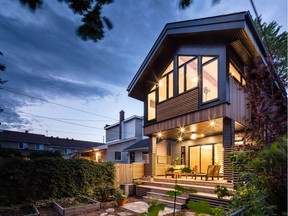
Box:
[104,110,146,163]
[0,130,103,156]
[127,11,282,181]
[123,138,149,164]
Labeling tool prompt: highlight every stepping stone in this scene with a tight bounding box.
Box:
[106,208,115,213]
[117,212,133,216]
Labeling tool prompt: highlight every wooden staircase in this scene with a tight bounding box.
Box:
[136,177,232,210]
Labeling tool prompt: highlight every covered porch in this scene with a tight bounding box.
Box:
[147,117,245,182]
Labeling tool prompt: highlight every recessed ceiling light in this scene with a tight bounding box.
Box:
[178,137,183,142]
[157,132,162,138]
[180,127,185,133]
[191,133,197,140]
[210,121,215,126]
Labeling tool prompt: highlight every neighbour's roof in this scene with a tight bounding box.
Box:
[104,115,143,130]
[127,11,269,101]
[47,137,102,149]
[0,130,103,150]
[123,138,150,152]
[0,130,50,144]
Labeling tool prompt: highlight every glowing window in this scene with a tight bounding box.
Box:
[148,91,156,120]
[178,56,198,94]
[229,63,241,83]
[202,58,218,102]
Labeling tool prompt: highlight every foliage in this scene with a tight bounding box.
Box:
[179,0,221,9]
[228,137,287,215]
[112,188,126,203]
[19,0,113,42]
[29,150,62,159]
[167,167,175,172]
[181,167,192,173]
[186,200,213,215]
[211,206,225,216]
[214,185,233,199]
[0,145,22,158]
[0,51,6,115]
[55,196,94,208]
[254,16,287,82]
[0,157,115,205]
[140,198,165,216]
[244,59,287,144]
[132,178,142,185]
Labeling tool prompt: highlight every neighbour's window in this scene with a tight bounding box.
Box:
[19,142,29,149]
[158,61,174,102]
[178,56,198,94]
[148,87,156,121]
[35,144,44,150]
[229,62,246,86]
[115,151,122,161]
[202,57,218,103]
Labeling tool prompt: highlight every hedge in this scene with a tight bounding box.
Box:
[0,157,115,205]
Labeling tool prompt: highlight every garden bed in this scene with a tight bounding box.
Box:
[53,197,100,216]
[0,204,40,216]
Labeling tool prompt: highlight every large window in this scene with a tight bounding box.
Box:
[148,87,156,121]
[202,57,218,103]
[158,61,174,102]
[35,144,44,150]
[178,56,198,94]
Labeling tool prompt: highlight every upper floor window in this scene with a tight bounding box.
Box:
[202,56,218,103]
[178,56,198,94]
[148,86,156,121]
[158,61,174,102]
[229,62,246,86]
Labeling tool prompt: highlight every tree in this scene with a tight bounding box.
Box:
[254,16,288,82]
[0,51,6,114]
[19,0,113,42]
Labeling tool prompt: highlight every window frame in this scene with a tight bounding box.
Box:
[147,89,156,121]
[201,56,219,104]
[19,142,29,149]
[115,151,122,161]
[158,70,174,103]
[35,144,45,151]
[177,55,198,95]
[229,62,246,87]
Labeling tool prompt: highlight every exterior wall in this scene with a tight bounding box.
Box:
[122,119,135,139]
[105,140,136,163]
[106,125,120,142]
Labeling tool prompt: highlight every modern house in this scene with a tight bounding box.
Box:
[127,11,274,181]
[0,130,103,156]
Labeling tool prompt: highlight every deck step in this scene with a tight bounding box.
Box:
[142,180,217,194]
[143,195,186,209]
[147,191,188,204]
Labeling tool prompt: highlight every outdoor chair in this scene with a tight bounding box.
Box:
[194,165,221,180]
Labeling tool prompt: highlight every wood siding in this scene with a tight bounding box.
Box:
[144,78,249,135]
[224,78,250,126]
[157,89,198,122]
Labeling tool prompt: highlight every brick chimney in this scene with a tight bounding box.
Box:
[119,110,125,140]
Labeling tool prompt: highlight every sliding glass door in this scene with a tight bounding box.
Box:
[189,144,223,174]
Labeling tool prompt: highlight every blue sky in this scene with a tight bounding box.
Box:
[0,0,286,142]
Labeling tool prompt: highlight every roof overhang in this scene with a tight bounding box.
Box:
[127,11,268,101]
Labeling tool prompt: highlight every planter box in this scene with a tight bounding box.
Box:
[0,204,40,216]
[53,197,100,216]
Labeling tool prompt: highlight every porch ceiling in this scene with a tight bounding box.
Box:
[153,118,245,141]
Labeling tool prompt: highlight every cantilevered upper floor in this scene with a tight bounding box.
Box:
[127,11,269,135]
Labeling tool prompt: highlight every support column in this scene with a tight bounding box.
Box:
[148,136,157,177]
[223,117,235,182]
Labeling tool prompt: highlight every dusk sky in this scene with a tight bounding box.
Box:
[0,0,287,142]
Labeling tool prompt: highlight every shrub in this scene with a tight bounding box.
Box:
[0,157,115,205]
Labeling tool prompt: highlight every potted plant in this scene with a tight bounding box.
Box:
[113,189,127,206]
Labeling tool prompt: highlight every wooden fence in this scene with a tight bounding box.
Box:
[114,162,144,187]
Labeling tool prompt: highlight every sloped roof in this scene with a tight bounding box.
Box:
[127,11,268,101]
[0,130,50,144]
[47,137,102,149]
[123,138,149,152]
